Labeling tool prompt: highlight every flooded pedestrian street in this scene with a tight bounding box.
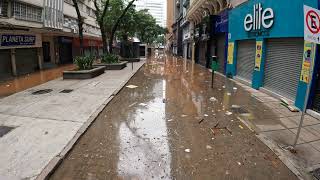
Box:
[0,64,75,98]
[50,54,297,180]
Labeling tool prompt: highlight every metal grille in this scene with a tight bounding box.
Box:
[264,38,304,100]
[0,0,8,17]
[13,1,42,22]
[217,34,226,74]
[236,40,256,82]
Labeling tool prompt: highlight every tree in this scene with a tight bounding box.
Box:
[72,0,84,55]
[94,0,110,53]
[108,0,136,53]
[94,0,136,54]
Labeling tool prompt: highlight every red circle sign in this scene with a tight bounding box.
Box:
[306,10,320,34]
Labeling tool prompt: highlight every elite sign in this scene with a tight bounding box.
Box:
[304,5,320,44]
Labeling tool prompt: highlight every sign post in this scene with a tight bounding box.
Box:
[292,5,320,148]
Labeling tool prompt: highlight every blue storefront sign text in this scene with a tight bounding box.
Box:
[1,34,36,46]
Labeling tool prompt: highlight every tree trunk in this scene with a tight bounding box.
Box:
[108,0,136,54]
[72,0,84,55]
[100,25,108,53]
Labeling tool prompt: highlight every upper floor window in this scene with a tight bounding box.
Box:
[0,0,8,17]
[13,1,42,22]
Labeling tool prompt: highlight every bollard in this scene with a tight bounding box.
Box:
[211,56,219,88]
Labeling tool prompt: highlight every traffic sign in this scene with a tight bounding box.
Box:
[304,5,320,44]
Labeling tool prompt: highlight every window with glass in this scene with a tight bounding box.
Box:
[0,0,8,17]
[13,1,42,22]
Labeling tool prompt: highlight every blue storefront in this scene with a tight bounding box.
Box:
[226,0,318,110]
[194,10,228,72]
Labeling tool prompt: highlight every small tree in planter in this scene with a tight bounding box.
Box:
[63,56,105,79]
[94,54,127,70]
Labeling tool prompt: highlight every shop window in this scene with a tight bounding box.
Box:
[13,1,42,22]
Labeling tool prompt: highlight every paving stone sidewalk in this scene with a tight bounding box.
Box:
[231,78,320,180]
[0,61,145,180]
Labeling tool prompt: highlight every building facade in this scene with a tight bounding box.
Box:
[177,0,320,114]
[135,0,166,27]
[0,0,102,80]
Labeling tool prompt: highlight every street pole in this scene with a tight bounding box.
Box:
[293,43,315,148]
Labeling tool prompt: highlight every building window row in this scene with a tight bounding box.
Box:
[64,0,96,18]
[13,1,42,22]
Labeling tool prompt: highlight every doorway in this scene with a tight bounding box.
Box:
[42,42,51,63]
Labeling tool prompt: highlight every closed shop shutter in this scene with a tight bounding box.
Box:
[236,40,256,82]
[16,48,38,75]
[264,38,304,100]
[0,50,12,79]
[217,34,226,74]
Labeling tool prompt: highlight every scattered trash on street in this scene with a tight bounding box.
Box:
[126,85,138,89]
[225,111,233,116]
[206,145,212,149]
[181,114,188,117]
[128,102,137,107]
[233,87,238,91]
[167,119,174,122]
[227,93,232,96]
[185,149,191,153]
[237,162,242,166]
[204,114,209,117]
[239,125,244,129]
[139,103,147,106]
[210,97,218,102]
[5,84,10,87]
[198,119,205,124]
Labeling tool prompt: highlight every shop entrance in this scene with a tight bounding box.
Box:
[42,42,51,63]
[310,46,320,112]
[59,43,73,64]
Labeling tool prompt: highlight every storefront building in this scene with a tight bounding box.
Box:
[0,0,101,81]
[226,0,318,110]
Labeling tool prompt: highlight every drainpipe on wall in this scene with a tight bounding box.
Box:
[10,49,17,76]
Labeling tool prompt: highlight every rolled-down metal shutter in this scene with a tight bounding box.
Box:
[16,48,38,75]
[217,34,226,74]
[236,40,256,82]
[264,38,304,100]
[0,50,12,79]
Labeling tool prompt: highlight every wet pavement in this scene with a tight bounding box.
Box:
[50,54,297,180]
[0,64,75,98]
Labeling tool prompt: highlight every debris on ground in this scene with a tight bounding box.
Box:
[209,97,218,102]
[198,119,205,124]
[237,162,242,166]
[167,119,174,122]
[5,84,10,87]
[231,105,241,109]
[206,145,212,149]
[239,125,244,129]
[139,103,147,106]
[128,102,137,107]
[181,114,188,117]
[222,86,226,88]
[184,149,191,153]
[233,87,238,91]
[126,85,138,89]
[225,111,233,116]
[204,114,209,117]
[227,93,232,96]
[280,98,290,106]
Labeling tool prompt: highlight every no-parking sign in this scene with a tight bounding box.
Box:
[304,5,320,44]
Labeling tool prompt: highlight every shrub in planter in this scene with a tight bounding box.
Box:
[101,54,119,64]
[74,56,94,70]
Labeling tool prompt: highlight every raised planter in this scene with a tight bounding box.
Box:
[63,66,105,79]
[94,61,128,70]
[120,57,140,62]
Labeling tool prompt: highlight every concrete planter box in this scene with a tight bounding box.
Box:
[120,57,140,62]
[94,61,127,70]
[63,66,105,79]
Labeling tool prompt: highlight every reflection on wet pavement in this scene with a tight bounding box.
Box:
[50,53,297,180]
[0,64,75,98]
